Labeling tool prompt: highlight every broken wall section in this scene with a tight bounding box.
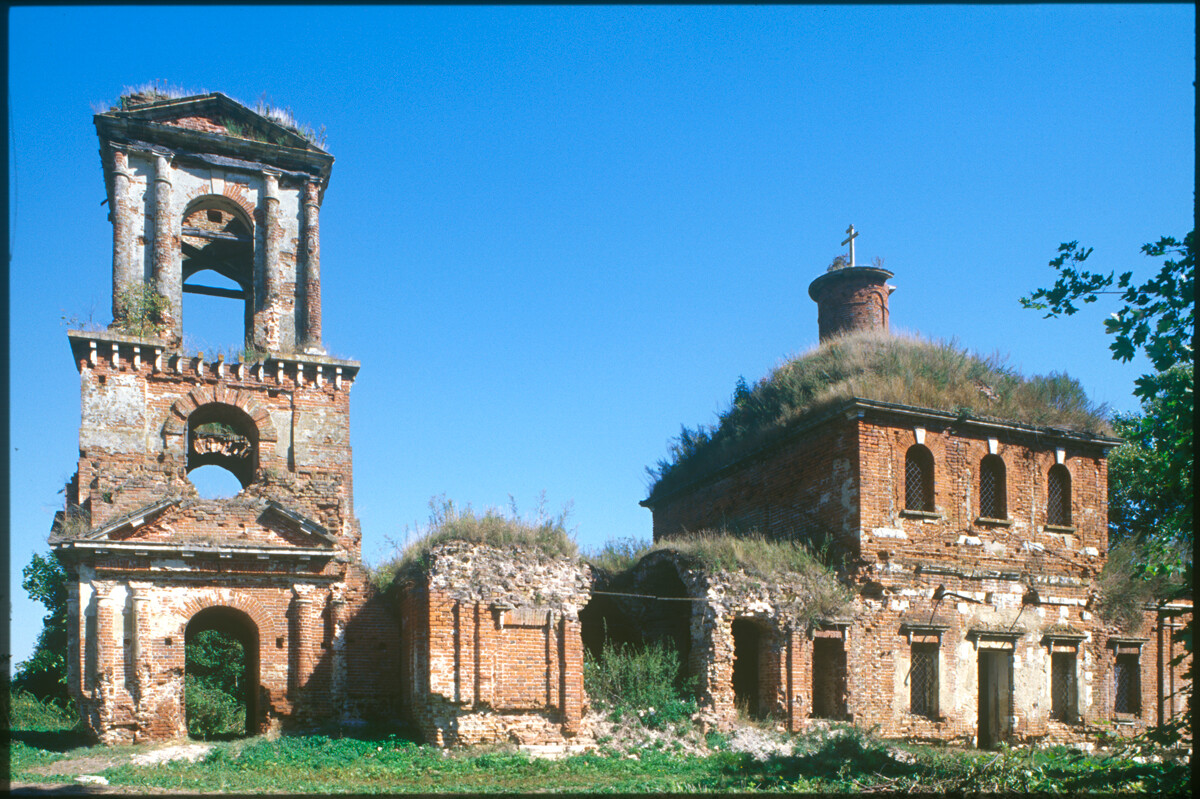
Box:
[394,542,591,746]
[584,543,852,734]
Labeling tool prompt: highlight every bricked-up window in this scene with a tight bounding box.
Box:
[980,455,1007,519]
[1047,465,1071,526]
[1114,652,1141,715]
[905,445,935,512]
[1050,652,1076,722]
[910,643,939,717]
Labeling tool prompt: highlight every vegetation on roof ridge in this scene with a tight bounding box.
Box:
[647,330,1112,500]
[371,496,578,587]
[109,81,327,149]
[587,531,852,622]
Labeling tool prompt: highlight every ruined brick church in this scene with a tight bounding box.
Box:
[52,93,1189,749]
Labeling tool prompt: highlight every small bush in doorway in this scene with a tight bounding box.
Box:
[584,638,696,729]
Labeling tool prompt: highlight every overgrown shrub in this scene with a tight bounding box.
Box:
[1096,537,1186,630]
[648,330,1111,499]
[7,688,78,732]
[185,628,246,739]
[185,675,245,739]
[112,283,170,338]
[584,639,696,729]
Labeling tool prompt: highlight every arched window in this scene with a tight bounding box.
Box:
[187,403,259,490]
[1047,464,1071,526]
[979,455,1007,519]
[905,445,935,512]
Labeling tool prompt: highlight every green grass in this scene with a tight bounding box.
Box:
[648,330,1112,500]
[9,725,1189,794]
[7,690,1188,794]
[372,496,578,588]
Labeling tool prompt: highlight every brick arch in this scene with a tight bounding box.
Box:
[182,187,257,228]
[163,385,278,443]
[175,592,272,639]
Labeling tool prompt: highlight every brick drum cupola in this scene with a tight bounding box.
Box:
[51,92,399,744]
[807,224,895,341]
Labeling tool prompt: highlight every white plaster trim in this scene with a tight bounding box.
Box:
[1056,447,1066,464]
[873,527,907,540]
[988,437,999,455]
[914,426,926,445]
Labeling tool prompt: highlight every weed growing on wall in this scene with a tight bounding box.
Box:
[372,495,577,587]
[112,283,170,338]
[650,532,853,623]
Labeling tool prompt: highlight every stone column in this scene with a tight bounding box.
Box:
[329,591,347,721]
[152,153,180,338]
[110,149,137,321]
[130,588,150,705]
[301,181,323,351]
[257,171,281,351]
[95,588,119,739]
[290,588,314,709]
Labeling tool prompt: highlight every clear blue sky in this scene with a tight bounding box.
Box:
[8,6,1195,668]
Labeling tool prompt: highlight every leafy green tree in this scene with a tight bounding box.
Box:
[13,553,70,706]
[1024,230,1193,744]
[185,628,246,738]
[1022,232,1194,556]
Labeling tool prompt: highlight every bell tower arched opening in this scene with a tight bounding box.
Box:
[181,197,255,351]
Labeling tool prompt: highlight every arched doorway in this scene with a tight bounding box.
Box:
[185,606,259,739]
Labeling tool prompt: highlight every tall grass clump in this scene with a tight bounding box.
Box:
[373,495,577,587]
[584,639,696,729]
[584,536,654,575]
[648,330,1111,499]
[651,532,852,623]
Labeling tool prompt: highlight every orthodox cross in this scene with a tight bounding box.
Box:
[841,224,859,267]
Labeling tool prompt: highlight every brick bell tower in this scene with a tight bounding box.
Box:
[807,224,895,341]
[50,92,385,743]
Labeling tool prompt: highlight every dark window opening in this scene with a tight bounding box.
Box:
[980,455,1007,519]
[811,637,848,720]
[1050,652,1076,722]
[1047,465,1071,526]
[905,445,935,511]
[185,606,259,739]
[1114,653,1141,716]
[910,643,939,718]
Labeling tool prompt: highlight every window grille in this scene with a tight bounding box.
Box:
[910,643,938,718]
[1047,465,1071,526]
[1114,653,1140,715]
[980,456,1006,519]
[1050,652,1075,722]
[905,446,934,512]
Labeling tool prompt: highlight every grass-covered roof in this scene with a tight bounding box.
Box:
[646,330,1113,501]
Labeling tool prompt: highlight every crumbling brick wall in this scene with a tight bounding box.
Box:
[395,542,590,746]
